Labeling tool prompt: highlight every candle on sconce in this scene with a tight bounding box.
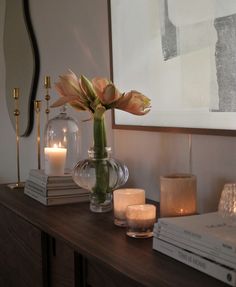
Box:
[113,188,145,227]
[126,204,156,238]
[160,173,197,217]
[44,144,67,176]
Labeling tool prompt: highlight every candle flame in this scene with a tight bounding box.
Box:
[52,142,64,149]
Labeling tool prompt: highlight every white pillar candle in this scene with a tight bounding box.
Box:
[44,145,67,176]
[126,204,156,238]
[113,188,145,226]
[160,174,197,217]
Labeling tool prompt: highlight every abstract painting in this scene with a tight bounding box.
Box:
[111,0,236,133]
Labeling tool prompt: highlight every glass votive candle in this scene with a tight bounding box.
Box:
[126,204,156,238]
[113,188,145,227]
[160,174,197,217]
[218,183,236,224]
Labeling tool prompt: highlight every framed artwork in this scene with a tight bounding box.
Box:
[109,0,236,135]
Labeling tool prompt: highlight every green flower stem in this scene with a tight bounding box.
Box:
[93,114,109,203]
[93,115,107,158]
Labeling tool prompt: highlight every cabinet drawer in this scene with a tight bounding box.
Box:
[0,205,44,287]
[86,259,141,287]
[49,237,76,287]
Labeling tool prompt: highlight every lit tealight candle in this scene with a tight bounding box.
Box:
[126,204,156,238]
[113,188,145,227]
[44,144,67,176]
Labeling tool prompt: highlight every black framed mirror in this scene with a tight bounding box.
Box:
[4,0,40,136]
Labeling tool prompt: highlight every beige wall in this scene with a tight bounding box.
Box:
[0,0,236,213]
[0,0,110,181]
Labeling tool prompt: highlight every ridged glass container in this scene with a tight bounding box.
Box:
[73,147,129,213]
[44,106,80,173]
[218,183,236,223]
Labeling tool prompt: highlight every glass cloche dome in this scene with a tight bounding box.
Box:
[44,105,80,173]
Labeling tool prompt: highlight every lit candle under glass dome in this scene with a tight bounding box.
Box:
[44,105,80,174]
[44,143,67,176]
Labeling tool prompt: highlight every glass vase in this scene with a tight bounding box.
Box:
[73,147,129,213]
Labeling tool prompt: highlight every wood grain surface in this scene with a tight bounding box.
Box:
[0,185,228,287]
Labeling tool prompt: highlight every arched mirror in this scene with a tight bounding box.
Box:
[4,0,40,136]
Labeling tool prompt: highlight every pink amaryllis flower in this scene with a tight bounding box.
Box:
[52,70,151,116]
[92,77,121,105]
[52,71,89,112]
[51,70,151,206]
[114,90,151,115]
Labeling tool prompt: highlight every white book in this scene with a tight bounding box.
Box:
[29,168,72,178]
[156,212,236,257]
[24,187,89,206]
[25,181,87,197]
[28,174,77,189]
[29,169,73,184]
[155,226,236,264]
[155,231,236,269]
[153,237,236,286]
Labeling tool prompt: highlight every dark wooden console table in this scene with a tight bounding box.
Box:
[0,185,228,287]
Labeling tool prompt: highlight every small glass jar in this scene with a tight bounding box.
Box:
[44,106,80,174]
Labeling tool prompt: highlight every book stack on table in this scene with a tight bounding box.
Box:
[153,212,236,286]
[24,169,90,206]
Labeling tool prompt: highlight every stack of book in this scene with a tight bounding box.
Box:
[24,169,90,206]
[153,212,236,286]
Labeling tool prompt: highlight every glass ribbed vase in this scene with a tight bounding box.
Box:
[73,147,129,213]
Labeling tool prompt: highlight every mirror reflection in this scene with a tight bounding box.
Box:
[4,0,39,136]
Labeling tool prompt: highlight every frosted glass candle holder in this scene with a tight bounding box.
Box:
[160,174,197,217]
[126,204,156,238]
[113,188,145,227]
